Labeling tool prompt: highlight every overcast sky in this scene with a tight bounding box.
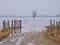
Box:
[0,0,60,16]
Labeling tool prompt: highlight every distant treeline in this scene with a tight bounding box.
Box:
[39,15,60,17]
[0,15,60,17]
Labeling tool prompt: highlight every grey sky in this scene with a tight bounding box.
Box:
[0,0,60,16]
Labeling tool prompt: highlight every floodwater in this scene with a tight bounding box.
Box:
[0,16,60,45]
[0,16,60,33]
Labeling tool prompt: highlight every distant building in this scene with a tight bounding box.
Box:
[33,10,37,18]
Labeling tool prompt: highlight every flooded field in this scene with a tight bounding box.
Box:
[0,17,60,32]
[0,17,60,45]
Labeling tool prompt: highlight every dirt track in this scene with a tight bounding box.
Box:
[0,31,60,45]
